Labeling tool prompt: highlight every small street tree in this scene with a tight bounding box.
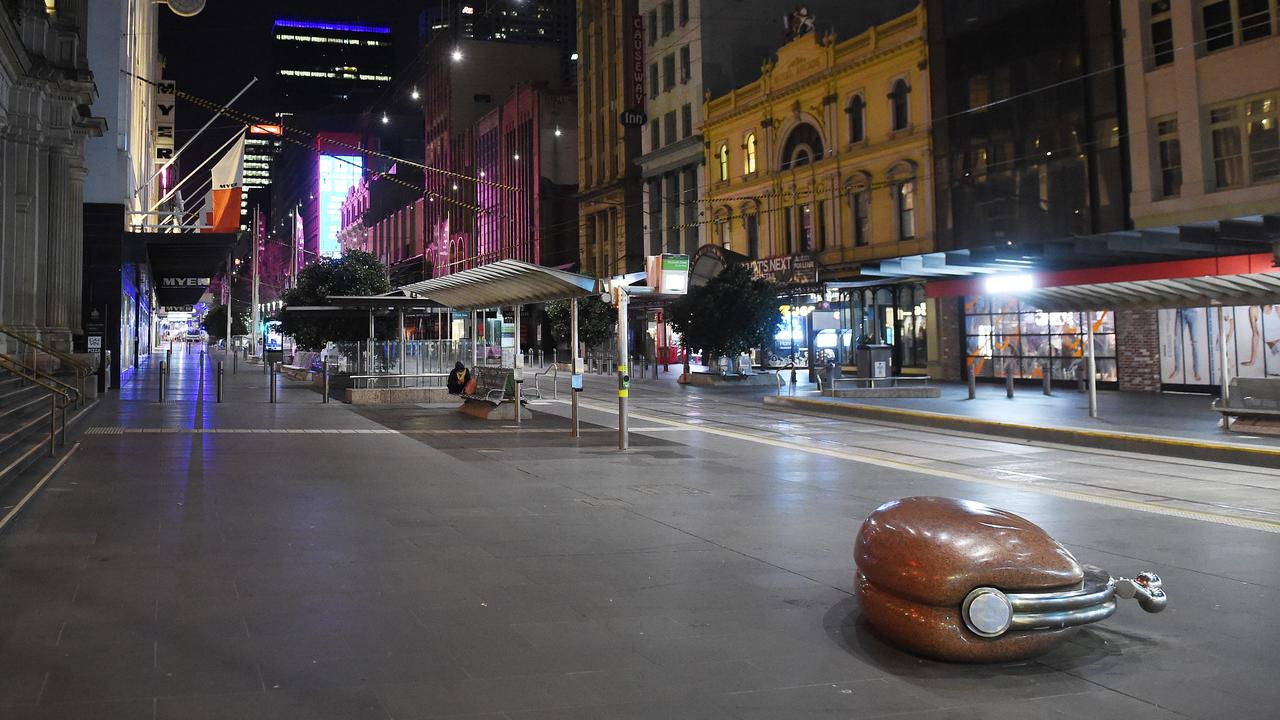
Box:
[201,303,249,341]
[277,251,392,350]
[667,264,779,375]
[545,296,615,353]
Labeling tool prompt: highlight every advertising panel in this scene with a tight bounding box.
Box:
[1159,304,1280,387]
[317,154,363,258]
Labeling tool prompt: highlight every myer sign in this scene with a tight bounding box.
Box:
[162,277,210,287]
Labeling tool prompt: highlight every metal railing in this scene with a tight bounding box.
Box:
[816,373,932,395]
[529,363,559,400]
[0,353,75,455]
[0,324,92,408]
[348,372,449,390]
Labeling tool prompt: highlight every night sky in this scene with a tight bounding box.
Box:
[158,1,427,179]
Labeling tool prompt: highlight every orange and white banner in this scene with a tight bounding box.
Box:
[202,136,244,233]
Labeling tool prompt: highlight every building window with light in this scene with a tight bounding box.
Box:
[717,144,729,181]
[1155,116,1181,197]
[847,94,865,143]
[1210,94,1280,188]
[744,133,757,174]
[1149,1,1174,67]
[888,163,917,241]
[890,78,910,131]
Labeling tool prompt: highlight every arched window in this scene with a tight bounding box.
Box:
[744,133,757,174]
[890,79,910,131]
[888,163,917,240]
[846,172,871,247]
[717,144,729,181]
[780,122,825,170]
[847,94,865,143]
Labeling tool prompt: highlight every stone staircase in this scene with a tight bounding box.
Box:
[0,366,92,529]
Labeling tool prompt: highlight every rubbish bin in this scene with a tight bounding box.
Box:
[856,344,892,379]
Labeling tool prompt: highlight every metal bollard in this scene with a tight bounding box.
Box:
[322,362,330,403]
[232,348,237,374]
[158,360,166,402]
[1042,368,1052,396]
[217,361,224,403]
[967,364,976,400]
[269,362,278,403]
[828,363,838,397]
[1006,372,1014,399]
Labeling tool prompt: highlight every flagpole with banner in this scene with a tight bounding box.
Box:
[201,135,245,235]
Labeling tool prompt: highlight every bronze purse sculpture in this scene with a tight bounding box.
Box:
[855,497,1166,662]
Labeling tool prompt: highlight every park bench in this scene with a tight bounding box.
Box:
[1213,377,1280,419]
[459,366,530,420]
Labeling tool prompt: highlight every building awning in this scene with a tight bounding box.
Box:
[927,253,1280,311]
[397,259,598,310]
[129,232,238,307]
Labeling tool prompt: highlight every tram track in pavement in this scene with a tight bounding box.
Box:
[549,386,1280,534]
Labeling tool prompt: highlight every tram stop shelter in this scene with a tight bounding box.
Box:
[279,291,445,375]
[398,260,602,436]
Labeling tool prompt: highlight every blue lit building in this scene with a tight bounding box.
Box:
[271,18,395,113]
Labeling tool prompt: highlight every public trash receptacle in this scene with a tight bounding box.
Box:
[856,344,891,379]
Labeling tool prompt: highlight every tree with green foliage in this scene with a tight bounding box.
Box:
[277,251,392,350]
[667,264,779,375]
[201,303,249,341]
[544,296,615,352]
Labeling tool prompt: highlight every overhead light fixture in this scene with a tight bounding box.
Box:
[381,113,389,124]
[512,153,520,160]
[570,52,579,60]
[451,48,463,62]
[984,274,1035,294]
[554,127,562,137]
[411,88,420,100]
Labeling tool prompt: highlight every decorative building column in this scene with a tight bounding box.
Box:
[68,146,88,335]
[45,144,73,348]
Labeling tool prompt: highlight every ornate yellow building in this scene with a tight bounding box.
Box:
[700,5,934,372]
[703,4,931,268]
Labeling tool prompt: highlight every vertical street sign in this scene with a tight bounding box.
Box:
[630,15,645,111]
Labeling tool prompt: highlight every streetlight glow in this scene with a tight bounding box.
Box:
[451,48,463,62]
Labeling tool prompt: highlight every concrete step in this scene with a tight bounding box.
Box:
[0,398,94,531]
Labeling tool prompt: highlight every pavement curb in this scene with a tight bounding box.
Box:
[763,395,1280,468]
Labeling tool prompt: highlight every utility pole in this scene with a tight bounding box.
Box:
[224,250,232,356]
[291,203,300,288]
[251,206,260,358]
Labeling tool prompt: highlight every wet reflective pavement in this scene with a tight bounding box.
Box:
[0,349,1277,718]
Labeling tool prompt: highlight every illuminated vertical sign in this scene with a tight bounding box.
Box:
[317,154,362,258]
[630,15,645,110]
[154,79,176,162]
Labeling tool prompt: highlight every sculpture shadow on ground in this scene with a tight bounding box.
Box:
[821,596,1157,682]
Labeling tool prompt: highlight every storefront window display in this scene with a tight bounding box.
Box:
[1159,304,1280,388]
[963,295,1116,381]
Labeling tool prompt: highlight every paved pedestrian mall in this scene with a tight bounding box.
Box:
[1,349,1277,719]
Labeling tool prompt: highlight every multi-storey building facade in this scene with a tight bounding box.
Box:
[419,38,566,277]
[577,0,644,277]
[0,0,100,352]
[702,6,933,372]
[1123,0,1280,228]
[419,1,576,87]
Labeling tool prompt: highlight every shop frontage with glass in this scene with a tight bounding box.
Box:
[962,295,1117,383]
[837,282,929,372]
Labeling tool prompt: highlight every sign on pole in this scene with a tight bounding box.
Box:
[646,254,690,295]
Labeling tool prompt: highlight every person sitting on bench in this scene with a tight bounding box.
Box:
[447,362,474,395]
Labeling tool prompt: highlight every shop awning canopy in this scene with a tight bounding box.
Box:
[929,253,1280,311]
[129,232,237,307]
[1017,270,1280,312]
[397,259,598,310]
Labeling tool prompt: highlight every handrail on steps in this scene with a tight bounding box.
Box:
[0,353,78,406]
[0,323,93,376]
